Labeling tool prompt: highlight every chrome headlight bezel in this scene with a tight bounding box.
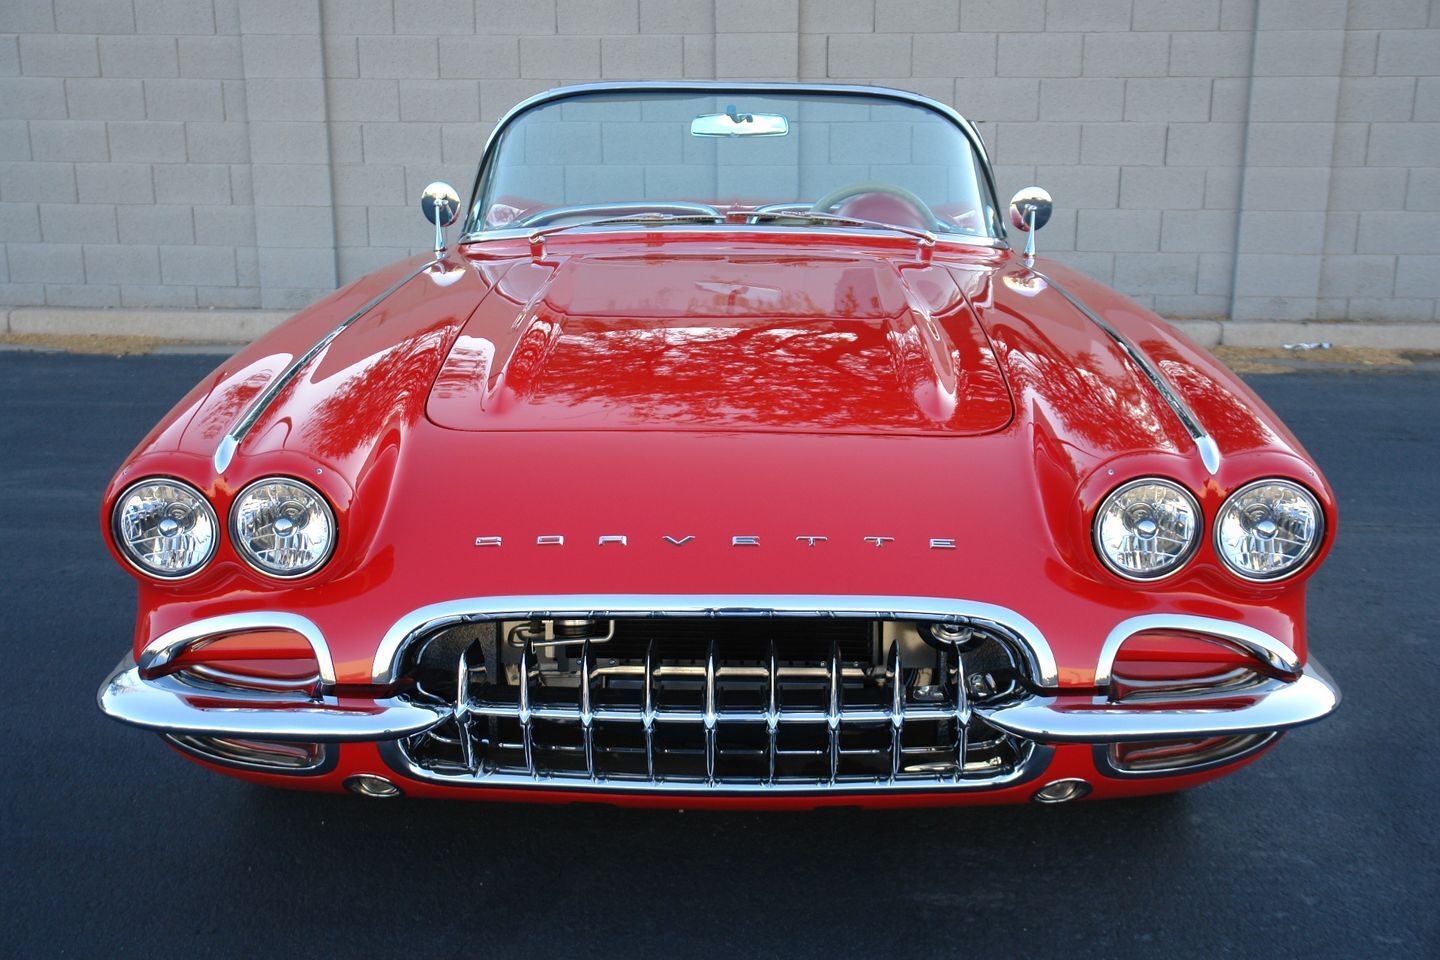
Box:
[110,478,219,581]
[1092,477,1202,582]
[1214,478,1325,583]
[229,476,337,580]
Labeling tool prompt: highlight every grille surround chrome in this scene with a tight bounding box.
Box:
[371,594,1059,687]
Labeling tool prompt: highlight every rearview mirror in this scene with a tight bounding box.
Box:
[691,107,789,138]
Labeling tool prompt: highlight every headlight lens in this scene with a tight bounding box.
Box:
[112,479,218,579]
[1215,479,1323,581]
[231,477,336,578]
[1094,478,1201,580]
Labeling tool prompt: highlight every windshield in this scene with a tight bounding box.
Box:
[469,89,1001,240]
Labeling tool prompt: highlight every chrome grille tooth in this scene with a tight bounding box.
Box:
[888,637,904,782]
[953,643,970,782]
[703,636,717,784]
[643,637,656,782]
[455,639,477,772]
[518,637,534,777]
[580,638,595,781]
[766,638,778,785]
[827,638,841,784]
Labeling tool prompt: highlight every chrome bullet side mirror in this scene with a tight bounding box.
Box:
[1008,186,1053,264]
[420,181,460,254]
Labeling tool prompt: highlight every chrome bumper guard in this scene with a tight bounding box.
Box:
[97,656,447,742]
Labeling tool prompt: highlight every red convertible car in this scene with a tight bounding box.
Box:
[97,82,1339,807]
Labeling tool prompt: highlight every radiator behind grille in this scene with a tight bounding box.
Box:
[602,617,875,664]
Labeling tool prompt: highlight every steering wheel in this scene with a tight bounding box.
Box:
[809,181,947,233]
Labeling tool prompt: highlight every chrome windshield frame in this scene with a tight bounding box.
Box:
[459,81,1007,247]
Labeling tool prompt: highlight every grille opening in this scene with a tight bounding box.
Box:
[399,615,1033,789]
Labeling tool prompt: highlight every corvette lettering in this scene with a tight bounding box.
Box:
[473,534,958,548]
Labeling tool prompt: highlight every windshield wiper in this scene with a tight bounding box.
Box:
[524,212,724,257]
[745,210,937,247]
[562,212,726,229]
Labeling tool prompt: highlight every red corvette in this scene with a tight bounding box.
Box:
[97,82,1339,807]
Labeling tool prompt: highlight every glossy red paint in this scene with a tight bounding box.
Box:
[103,227,1335,805]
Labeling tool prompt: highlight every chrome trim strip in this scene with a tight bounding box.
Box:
[211,259,438,474]
[976,659,1338,743]
[1093,613,1302,688]
[459,81,1005,245]
[370,594,1059,688]
[1194,435,1222,476]
[1037,273,1222,475]
[378,739,1054,796]
[137,610,337,686]
[99,655,447,741]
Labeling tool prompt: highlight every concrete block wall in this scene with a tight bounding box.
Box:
[0,0,1436,321]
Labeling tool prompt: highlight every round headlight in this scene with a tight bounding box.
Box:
[231,477,336,579]
[1215,479,1323,582]
[112,479,218,579]
[1093,478,1201,581]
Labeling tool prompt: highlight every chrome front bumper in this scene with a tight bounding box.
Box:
[97,653,1339,748]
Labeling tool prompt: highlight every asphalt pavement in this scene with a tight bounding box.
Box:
[2,350,1435,959]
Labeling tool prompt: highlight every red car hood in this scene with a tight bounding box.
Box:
[426,252,1014,436]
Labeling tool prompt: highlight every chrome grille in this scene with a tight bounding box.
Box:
[392,616,1042,793]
